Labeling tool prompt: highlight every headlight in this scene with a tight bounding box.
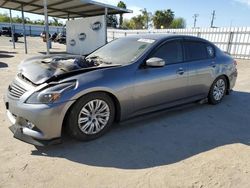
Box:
[26,81,76,104]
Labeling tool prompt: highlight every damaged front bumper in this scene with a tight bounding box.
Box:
[4,94,74,146]
[9,123,61,147]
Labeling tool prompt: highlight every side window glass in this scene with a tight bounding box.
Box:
[206,45,215,58]
[151,41,183,64]
[184,41,209,61]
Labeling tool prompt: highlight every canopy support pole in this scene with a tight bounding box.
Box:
[21,4,27,54]
[9,9,15,49]
[43,0,50,55]
[104,7,108,44]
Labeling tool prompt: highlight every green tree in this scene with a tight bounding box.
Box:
[121,10,152,30]
[52,17,59,26]
[121,19,132,29]
[153,9,174,29]
[107,15,118,28]
[0,13,64,26]
[34,19,45,25]
[117,1,126,28]
[15,16,23,23]
[47,18,63,26]
[0,13,34,24]
[0,13,10,23]
[130,15,145,29]
[140,8,151,29]
[170,18,186,28]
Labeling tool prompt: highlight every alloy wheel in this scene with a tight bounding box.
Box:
[213,79,226,101]
[78,99,110,135]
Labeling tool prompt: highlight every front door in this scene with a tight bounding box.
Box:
[133,39,188,113]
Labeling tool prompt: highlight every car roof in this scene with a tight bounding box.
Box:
[125,33,210,43]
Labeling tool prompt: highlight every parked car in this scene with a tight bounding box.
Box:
[12,33,21,42]
[40,31,51,42]
[50,32,58,41]
[56,26,66,44]
[1,27,22,42]
[1,27,11,36]
[57,34,66,44]
[54,32,66,44]
[4,34,238,146]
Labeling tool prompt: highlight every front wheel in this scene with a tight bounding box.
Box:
[66,93,115,141]
[208,76,227,105]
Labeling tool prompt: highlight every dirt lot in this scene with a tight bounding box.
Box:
[0,36,250,188]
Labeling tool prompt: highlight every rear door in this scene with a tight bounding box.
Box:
[183,40,216,97]
[133,39,189,112]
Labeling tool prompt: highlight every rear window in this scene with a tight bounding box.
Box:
[184,41,215,61]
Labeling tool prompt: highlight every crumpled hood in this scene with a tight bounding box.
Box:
[18,54,118,85]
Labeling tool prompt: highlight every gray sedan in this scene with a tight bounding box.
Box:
[4,34,238,146]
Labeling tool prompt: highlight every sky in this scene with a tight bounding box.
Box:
[0,0,250,28]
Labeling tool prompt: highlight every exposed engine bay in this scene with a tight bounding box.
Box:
[18,55,118,85]
[40,56,97,72]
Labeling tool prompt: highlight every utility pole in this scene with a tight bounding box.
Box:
[193,14,199,28]
[211,10,216,28]
[230,20,233,28]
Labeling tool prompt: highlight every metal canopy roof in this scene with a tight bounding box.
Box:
[0,0,132,18]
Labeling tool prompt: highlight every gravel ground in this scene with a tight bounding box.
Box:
[0,36,250,188]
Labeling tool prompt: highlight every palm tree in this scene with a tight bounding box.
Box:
[52,17,59,26]
[153,9,175,29]
[117,1,127,28]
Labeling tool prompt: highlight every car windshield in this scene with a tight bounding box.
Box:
[86,37,155,65]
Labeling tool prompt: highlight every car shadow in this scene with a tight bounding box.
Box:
[9,40,24,44]
[0,62,8,68]
[0,54,14,58]
[0,51,17,54]
[0,50,16,58]
[31,91,250,169]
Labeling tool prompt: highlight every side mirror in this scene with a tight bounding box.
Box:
[146,57,165,67]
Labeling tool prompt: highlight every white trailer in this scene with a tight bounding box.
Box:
[66,16,106,55]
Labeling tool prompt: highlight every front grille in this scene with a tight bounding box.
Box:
[8,81,27,99]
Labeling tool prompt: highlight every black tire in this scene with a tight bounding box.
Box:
[66,92,115,141]
[208,76,227,105]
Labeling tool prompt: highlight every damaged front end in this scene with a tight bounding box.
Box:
[4,54,119,146]
[18,55,119,85]
[18,55,98,85]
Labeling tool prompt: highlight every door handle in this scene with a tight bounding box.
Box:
[177,68,185,75]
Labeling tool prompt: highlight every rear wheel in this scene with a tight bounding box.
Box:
[66,93,115,141]
[208,76,227,105]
